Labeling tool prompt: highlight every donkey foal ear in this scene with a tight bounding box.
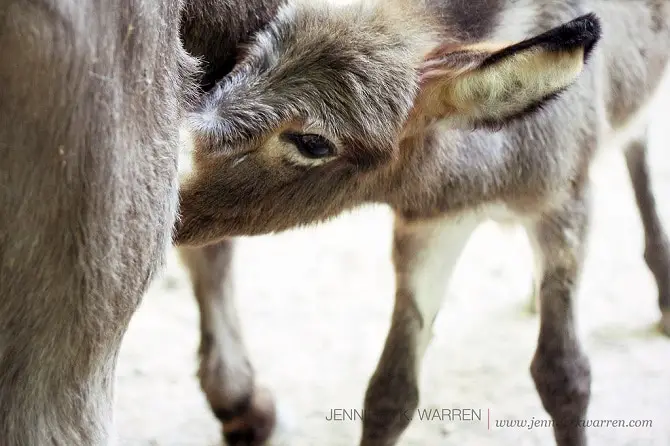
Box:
[416,13,602,129]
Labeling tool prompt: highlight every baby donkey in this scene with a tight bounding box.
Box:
[176,0,670,445]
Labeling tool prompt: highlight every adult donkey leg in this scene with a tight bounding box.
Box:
[178,241,276,445]
[0,0,189,443]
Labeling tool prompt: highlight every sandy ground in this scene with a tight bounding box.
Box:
[115,77,670,445]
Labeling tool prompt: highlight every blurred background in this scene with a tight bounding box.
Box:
[115,71,670,445]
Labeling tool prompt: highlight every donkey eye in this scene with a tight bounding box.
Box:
[281,132,335,159]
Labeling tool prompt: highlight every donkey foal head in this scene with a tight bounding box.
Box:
[176,0,601,246]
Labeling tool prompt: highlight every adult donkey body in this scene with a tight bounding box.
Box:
[0,0,281,444]
[177,0,670,445]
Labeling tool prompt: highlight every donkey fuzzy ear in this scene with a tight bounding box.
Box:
[416,13,602,129]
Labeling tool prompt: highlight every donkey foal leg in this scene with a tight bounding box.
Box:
[178,240,276,446]
[624,135,670,335]
[360,214,478,446]
[526,190,592,446]
[526,233,545,314]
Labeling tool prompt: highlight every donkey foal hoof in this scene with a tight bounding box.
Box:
[219,387,277,446]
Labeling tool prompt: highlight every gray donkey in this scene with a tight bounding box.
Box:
[175,0,670,445]
[0,0,287,445]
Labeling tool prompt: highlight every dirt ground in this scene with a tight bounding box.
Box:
[115,76,670,445]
